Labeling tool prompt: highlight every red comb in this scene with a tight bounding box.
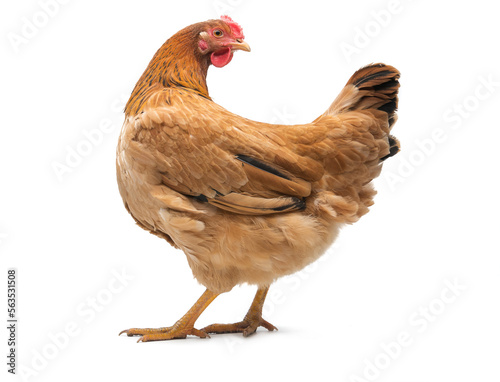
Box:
[220,15,244,39]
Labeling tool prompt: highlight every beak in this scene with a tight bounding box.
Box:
[230,39,251,52]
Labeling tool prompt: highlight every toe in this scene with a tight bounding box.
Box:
[119,328,140,337]
[191,328,210,338]
[242,325,258,337]
[261,319,278,332]
[202,322,246,334]
[118,327,172,337]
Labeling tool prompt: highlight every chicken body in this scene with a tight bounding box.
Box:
[117,17,400,341]
[117,88,343,292]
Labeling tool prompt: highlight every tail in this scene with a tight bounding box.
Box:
[322,63,401,161]
[312,64,401,223]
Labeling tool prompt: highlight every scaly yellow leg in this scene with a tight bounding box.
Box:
[119,289,219,342]
[202,286,277,337]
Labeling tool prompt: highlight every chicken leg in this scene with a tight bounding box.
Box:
[119,289,219,342]
[202,286,277,337]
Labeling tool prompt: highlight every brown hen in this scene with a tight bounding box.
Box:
[117,16,400,342]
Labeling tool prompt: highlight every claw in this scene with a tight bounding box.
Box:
[119,329,139,337]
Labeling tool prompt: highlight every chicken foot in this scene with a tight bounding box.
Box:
[119,289,219,342]
[202,286,277,337]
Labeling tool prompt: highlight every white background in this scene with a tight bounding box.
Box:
[1,0,499,381]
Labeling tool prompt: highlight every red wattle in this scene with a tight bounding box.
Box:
[211,47,233,68]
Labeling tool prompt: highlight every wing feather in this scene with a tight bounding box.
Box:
[125,86,392,216]
[128,90,312,215]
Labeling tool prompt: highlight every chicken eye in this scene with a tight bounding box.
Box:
[213,29,224,37]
